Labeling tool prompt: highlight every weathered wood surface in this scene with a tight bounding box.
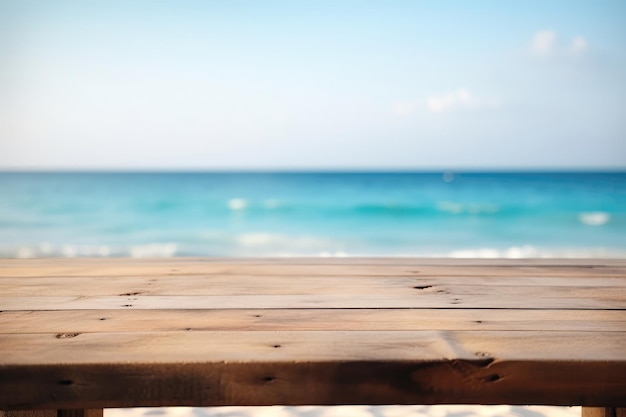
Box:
[2,257,625,277]
[0,410,103,417]
[3,309,624,333]
[1,258,625,410]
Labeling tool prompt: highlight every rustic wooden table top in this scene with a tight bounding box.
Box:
[0,258,625,410]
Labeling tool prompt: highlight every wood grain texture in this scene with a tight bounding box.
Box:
[2,275,625,297]
[1,258,625,410]
[0,410,101,417]
[2,288,625,310]
[3,331,626,364]
[2,309,625,333]
[1,258,625,278]
[57,410,102,417]
[0,411,56,417]
[2,360,625,409]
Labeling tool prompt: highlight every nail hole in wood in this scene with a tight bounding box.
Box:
[263,376,276,383]
[58,380,73,386]
[483,374,501,383]
[273,344,282,348]
[122,304,133,307]
[99,318,107,321]
[56,333,80,339]
[413,285,433,290]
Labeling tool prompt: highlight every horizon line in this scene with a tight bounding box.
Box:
[1,167,625,174]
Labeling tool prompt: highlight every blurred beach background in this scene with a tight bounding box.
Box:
[1,171,625,259]
[2,0,626,416]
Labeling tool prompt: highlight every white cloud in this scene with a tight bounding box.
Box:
[425,88,498,113]
[391,100,418,116]
[530,30,558,57]
[570,36,588,54]
[529,30,589,57]
[427,88,473,112]
[456,88,472,103]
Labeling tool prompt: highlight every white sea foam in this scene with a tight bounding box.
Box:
[214,245,626,259]
[317,251,348,257]
[443,245,626,259]
[17,247,35,258]
[62,245,78,258]
[98,245,111,256]
[11,244,114,258]
[7,242,626,259]
[129,243,178,258]
[232,233,344,256]
[39,242,53,254]
[579,211,610,226]
[437,201,499,214]
[228,198,247,211]
[237,233,279,246]
[445,245,551,258]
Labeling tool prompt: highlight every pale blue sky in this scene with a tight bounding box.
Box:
[1,0,625,170]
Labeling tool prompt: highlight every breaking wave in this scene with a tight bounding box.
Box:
[5,241,626,259]
[579,212,610,226]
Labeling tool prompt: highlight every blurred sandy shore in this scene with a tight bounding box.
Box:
[107,405,580,417]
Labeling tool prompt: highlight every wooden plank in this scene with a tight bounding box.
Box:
[0,410,102,417]
[1,258,625,409]
[1,259,625,278]
[0,411,56,417]
[1,286,624,310]
[1,331,625,409]
[0,411,103,417]
[1,309,625,334]
[57,410,102,417]
[2,274,624,297]
[1,331,625,365]
[2,361,625,409]
[1,362,622,410]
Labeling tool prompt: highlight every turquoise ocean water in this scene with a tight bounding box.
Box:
[1,172,625,258]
